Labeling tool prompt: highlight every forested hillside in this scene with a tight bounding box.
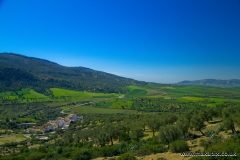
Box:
[0,53,146,94]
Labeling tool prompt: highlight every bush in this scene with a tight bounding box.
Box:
[26,153,47,160]
[134,147,152,156]
[116,153,137,160]
[99,145,121,157]
[71,149,92,160]
[169,140,189,153]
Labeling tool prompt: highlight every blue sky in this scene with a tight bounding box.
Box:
[0,0,240,83]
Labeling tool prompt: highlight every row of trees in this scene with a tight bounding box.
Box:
[95,98,208,112]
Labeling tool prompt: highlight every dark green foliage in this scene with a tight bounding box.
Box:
[104,123,120,145]
[116,153,137,160]
[162,114,178,125]
[0,66,49,95]
[169,140,189,153]
[133,139,166,156]
[147,115,162,136]
[134,147,152,156]
[190,113,205,135]
[26,152,47,160]
[119,132,130,142]
[71,149,92,160]
[176,116,190,136]
[0,53,146,94]
[199,107,216,122]
[223,118,236,133]
[129,127,144,142]
[92,126,110,147]
[158,125,181,146]
[221,105,240,134]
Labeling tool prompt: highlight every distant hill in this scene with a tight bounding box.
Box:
[176,79,240,88]
[0,53,146,94]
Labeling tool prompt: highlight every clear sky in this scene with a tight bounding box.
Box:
[0,0,240,83]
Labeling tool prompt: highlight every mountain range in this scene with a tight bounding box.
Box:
[177,79,240,88]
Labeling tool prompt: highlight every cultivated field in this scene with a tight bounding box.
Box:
[0,134,27,145]
[66,105,137,114]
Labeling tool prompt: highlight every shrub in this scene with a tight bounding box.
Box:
[71,149,92,160]
[26,153,46,160]
[146,143,167,154]
[116,153,137,160]
[169,140,189,153]
[134,147,152,156]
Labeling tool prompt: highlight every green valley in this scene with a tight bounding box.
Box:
[0,54,240,160]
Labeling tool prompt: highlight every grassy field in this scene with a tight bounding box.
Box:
[124,89,148,98]
[123,84,240,107]
[18,117,39,123]
[66,105,137,114]
[124,85,149,98]
[0,134,27,145]
[0,88,50,102]
[51,88,120,101]
[159,85,240,97]
[0,88,121,103]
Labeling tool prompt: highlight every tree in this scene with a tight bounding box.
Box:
[147,116,161,137]
[176,116,189,137]
[140,116,148,131]
[104,123,120,145]
[129,127,144,142]
[123,121,132,135]
[158,125,181,148]
[222,105,238,134]
[199,109,210,122]
[92,126,110,147]
[223,118,236,134]
[190,114,205,135]
[222,106,236,119]
[162,114,178,125]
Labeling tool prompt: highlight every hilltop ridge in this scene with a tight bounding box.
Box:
[0,53,146,94]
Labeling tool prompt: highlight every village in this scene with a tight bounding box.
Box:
[26,114,83,134]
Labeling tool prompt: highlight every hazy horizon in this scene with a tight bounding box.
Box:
[1,0,240,83]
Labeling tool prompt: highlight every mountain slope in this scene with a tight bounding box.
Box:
[0,53,146,93]
[177,79,240,88]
